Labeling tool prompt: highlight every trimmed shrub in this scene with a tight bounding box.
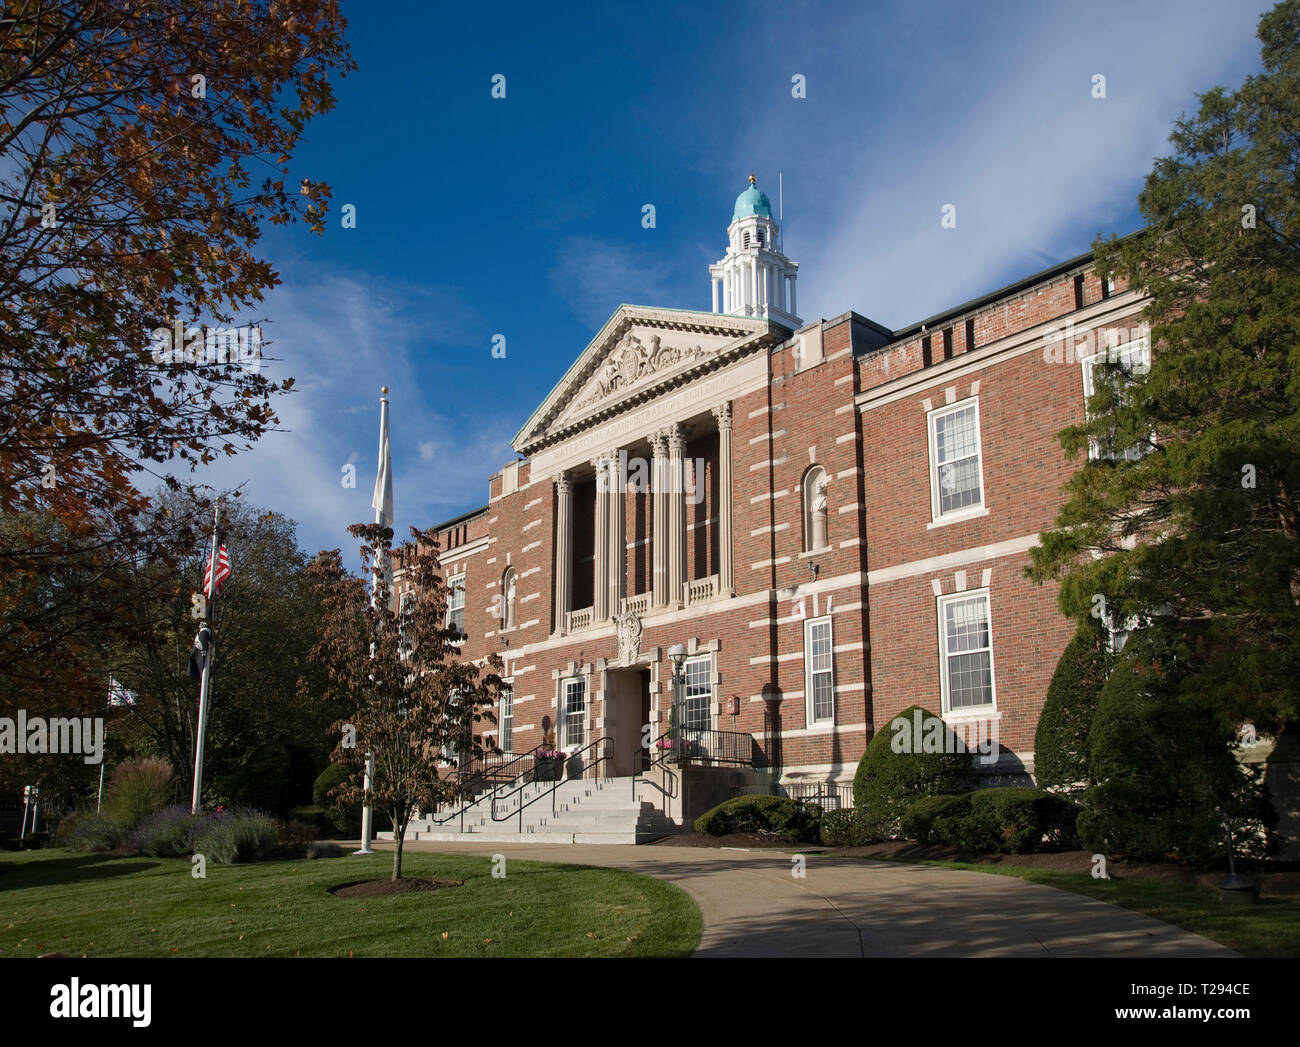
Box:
[1035,621,1113,792]
[694,795,822,843]
[312,764,360,834]
[132,806,202,857]
[102,757,175,829]
[191,808,279,864]
[1078,630,1274,867]
[932,788,1078,854]
[57,811,123,852]
[305,841,346,859]
[853,705,976,837]
[819,807,879,847]
[279,819,320,849]
[287,805,333,836]
[901,793,973,844]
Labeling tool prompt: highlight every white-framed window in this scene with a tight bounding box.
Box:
[498,681,514,754]
[1080,337,1151,461]
[398,590,416,658]
[445,572,466,639]
[804,615,835,725]
[561,677,585,751]
[681,656,712,731]
[928,399,985,521]
[937,589,996,713]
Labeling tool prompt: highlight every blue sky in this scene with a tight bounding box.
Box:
[178,0,1268,562]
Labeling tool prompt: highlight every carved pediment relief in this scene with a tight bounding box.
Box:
[512,307,782,455]
[560,329,726,423]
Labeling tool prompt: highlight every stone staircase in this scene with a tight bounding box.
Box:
[377,775,682,844]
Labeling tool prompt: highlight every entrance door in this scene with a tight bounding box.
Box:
[607,667,651,776]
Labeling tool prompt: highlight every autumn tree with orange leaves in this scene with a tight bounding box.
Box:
[0,3,352,736]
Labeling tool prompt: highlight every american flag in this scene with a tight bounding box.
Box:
[204,543,231,599]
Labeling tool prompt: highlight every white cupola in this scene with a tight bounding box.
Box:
[709,174,800,327]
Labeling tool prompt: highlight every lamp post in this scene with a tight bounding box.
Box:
[667,643,687,762]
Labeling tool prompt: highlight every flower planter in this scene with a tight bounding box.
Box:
[534,757,562,782]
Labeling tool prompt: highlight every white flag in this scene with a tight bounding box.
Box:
[372,396,393,527]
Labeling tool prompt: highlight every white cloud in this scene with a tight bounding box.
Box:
[159,266,515,560]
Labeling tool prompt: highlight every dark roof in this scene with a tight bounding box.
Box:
[888,228,1144,342]
[889,249,1095,342]
[431,504,488,533]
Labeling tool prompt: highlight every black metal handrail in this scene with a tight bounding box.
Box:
[426,746,544,830]
[491,736,615,831]
[456,745,543,793]
[633,731,681,804]
[665,726,758,767]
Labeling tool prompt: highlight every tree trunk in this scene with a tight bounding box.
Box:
[391,810,405,880]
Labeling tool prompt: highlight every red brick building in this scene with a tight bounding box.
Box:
[406,180,1148,826]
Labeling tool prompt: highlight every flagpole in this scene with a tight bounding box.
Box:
[358,387,390,855]
[191,498,220,815]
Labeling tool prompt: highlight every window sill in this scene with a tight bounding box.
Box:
[942,707,1000,723]
[927,506,989,530]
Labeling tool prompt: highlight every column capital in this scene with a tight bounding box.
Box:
[665,422,688,454]
[554,470,572,495]
[712,402,732,430]
[651,431,668,457]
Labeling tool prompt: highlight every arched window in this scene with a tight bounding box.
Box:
[743,230,751,248]
[501,567,517,631]
[802,466,829,552]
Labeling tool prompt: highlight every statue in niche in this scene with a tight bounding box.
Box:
[504,571,517,630]
[812,480,829,550]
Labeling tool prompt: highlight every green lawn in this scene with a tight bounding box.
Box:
[0,848,702,958]
[871,856,1300,958]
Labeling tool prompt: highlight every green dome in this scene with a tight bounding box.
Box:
[733,178,772,221]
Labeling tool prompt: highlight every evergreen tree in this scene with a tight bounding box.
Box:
[1034,620,1113,793]
[1029,1,1300,730]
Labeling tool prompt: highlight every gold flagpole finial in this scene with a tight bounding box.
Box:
[748,173,756,186]
[381,386,388,395]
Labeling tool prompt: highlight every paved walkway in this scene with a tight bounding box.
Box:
[360,839,1235,957]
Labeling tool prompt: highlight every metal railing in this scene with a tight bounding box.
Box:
[491,736,615,832]
[736,782,854,809]
[659,726,758,767]
[633,731,681,806]
[425,746,543,831]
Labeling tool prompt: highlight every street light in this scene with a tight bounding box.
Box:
[667,644,688,760]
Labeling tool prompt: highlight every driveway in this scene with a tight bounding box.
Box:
[365,839,1236,957]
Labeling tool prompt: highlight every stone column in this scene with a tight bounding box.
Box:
[789,273,797,318]
[553,472,572,634]
[592,456,609,622]
[667,423,687,608]
[608,449,626,617]
[711,278,719,313]
[712,403,734,597]
[651,431,668,608]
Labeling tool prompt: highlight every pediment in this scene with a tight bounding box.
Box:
[513,306,784,455]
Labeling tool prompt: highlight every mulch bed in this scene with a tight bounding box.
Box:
[329,877,462,898]
[649,834,1300,896]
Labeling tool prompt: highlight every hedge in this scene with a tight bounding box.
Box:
[694,795,822,843]
[1034,621,1112,792]
[852,705,976,837]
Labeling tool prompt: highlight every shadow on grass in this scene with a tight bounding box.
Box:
[0,852,162,889]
